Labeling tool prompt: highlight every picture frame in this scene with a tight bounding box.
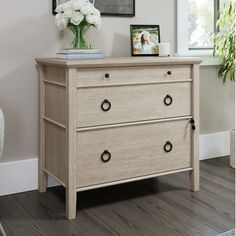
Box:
[130,25,161,56]
[52,0,135,17]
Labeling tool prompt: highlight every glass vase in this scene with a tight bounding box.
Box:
[69,24,90,49]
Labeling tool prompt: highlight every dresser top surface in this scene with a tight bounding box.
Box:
[36,57,202,68]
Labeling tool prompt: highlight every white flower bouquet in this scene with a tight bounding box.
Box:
[55,0,101,48]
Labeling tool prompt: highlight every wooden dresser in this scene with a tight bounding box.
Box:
[36,57,202,219]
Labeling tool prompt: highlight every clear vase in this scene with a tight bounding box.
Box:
[69,24,90,49]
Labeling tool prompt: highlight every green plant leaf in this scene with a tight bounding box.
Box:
[213,0,236,83]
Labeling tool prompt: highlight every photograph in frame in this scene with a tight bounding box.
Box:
[130,25,161,56]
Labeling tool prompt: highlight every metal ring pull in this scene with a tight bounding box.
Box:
[163,95,173,106]
[164,141,173,153]
[101,99,111,112]
[101,150,111,163]
[167,71,172,75]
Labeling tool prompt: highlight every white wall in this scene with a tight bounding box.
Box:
[200,67,235,134]
[0,1,60,162]
[0,0,234,163]
[86,0,175,57]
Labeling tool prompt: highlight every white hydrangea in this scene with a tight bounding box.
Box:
[55,4,65,14]
[85,14,95,24]
[55,13,68,30]
[86,14,101,29]
[93,17,101,29]
[71,0,88,10]
[93,8,101,17]
[55,0,102,30]
[64,1,72,10]
[64,8,74,18]
[70,11,84,25]
[80,2,94,15]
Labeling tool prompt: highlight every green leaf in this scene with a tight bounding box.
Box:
[213,0,236,83]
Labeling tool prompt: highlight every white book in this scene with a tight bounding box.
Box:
[56,53,104,60]
[59,48,102,54]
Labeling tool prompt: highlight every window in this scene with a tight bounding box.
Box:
[177,0,225,54]
[189,0,216,49]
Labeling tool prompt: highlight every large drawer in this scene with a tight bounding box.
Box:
[77,82,191,127]
[76,119,192,187]
[76,65,192,87]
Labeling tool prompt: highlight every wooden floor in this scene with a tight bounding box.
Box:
[0,156,235,236]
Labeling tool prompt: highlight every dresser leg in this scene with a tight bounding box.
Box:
[39,169,48,193]
[66,188,77,220]
[190,169,199,192]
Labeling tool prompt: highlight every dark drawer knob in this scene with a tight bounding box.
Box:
[164,141,173,153]
[167,71,172,75]
[163,95,173,106]
[101,99,111,112]
[101,150,111,163]
[105,73,110,79]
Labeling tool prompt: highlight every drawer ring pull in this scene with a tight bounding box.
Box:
[101,99,111,112]
[167,71,172,75]
[164,95,173,106]
[101,150,111,163]
[164,141,173,153]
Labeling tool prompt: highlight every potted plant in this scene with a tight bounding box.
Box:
[213,0,235,83]
[213,0,235,168]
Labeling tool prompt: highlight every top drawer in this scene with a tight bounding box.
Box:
[76,65,192,87]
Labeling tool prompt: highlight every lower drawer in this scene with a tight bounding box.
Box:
[76,119,192,188]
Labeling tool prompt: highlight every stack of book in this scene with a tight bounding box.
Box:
[56,48,104,60]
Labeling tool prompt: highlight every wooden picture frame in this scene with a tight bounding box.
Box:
[52,0,135,17]
[130,25,161,56]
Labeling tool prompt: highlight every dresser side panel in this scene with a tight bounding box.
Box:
[45,122,66,183]
[44,66,66,84]
[44,83,66,125]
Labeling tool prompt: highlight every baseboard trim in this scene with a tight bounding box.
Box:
[199,131,230,160]
[0,159,58,196]
[0,131,230,196]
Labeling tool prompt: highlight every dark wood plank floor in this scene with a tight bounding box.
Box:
[0,156,235,236]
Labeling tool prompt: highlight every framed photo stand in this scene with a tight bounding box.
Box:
[130,25,161,56]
